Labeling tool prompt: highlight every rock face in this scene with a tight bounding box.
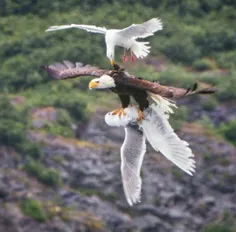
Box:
[0,107,236,232]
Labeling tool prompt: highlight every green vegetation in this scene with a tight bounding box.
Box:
[201,224,232,232]
[0,95,42,158]
[24,159,61,187]
[169,106,189,131]
[21,198,47,222]
[201,97,218,111]
[218,119,236,146]
[193,58,216,71]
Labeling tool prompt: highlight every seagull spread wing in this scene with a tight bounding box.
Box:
[43,60,109,79]
[46,24,107,34]
[121,125,146,206]
[142,105,195,175]
[118,18,163,38]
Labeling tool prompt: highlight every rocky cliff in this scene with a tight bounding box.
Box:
[0,100,236,232]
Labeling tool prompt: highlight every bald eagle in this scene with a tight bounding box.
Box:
[45,18,163,67]
[43,61,216,122]
[43,61,216,206]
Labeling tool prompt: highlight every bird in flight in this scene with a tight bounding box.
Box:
[43,61,216,123]
[105,104,195,206]
[45,18,163,67]
[43,60,216,205]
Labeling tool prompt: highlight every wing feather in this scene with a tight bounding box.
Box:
[121,125,146,206]
[118,18,163,38]
[46,24,107,34]
[43,61,109,79]
[142,105,195,175]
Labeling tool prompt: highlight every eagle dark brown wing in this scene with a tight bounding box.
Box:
[111,71,216,99]
[43,60,109,80]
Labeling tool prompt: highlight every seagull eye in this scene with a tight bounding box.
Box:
[95,81,99,83]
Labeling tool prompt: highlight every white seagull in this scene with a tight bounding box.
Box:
[45,18,163,66]
[105,104,195,206]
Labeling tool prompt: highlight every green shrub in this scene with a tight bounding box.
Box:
[218,119,236,146]
[201,223,232,232]
[24,159,61,187]
[44,122,75,138]
[193,58,216,71]
[201,98,218,111]
[20,142,42,159]
[169,106,189,131]
[40,168,62,186]
[21,198,46,222]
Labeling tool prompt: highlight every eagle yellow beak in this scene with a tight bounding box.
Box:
[88,81,98,89]
[111,59,115,67]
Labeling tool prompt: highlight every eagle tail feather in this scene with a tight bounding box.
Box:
[147,92,177,115]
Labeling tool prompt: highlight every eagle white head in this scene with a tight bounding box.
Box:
[89,75,116,89]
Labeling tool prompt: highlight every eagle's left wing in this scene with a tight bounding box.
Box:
[43,61,109,80]
[113,75,216,99]
[121,125,146,206]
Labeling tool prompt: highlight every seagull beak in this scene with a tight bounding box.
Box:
[111,59,115,67]
[88,81,98,89]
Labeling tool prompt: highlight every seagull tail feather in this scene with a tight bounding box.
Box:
[131,41,151,59]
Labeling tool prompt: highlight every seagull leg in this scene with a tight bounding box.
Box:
[123,49,129,63]
[137,109,144,124]
[131,51,136,63]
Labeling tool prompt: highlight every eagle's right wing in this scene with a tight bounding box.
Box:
[43,61,109,79]
[46,24,107,34]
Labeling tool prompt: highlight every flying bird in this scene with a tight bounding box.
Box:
[43,61,216,123]
[45,18,163,67]
[43,60,216,205]
[105,104,195,205]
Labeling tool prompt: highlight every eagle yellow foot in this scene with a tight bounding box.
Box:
[137,109,144,123]
[112,108,126,118]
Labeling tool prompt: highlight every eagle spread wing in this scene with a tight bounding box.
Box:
[118,18,163,38]
[121,125,146,206]
[43,61,108,79]
[112,74,216,99]
[46,24,107,34]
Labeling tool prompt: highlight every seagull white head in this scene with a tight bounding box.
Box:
[89,75,116,89]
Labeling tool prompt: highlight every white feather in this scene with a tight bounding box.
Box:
[105,106,139,127]
[46,18,162,62]
[148,92,177,116]
[121,126,146,206]
[46,24,107,34]
[142,105,195,175]
[118,18,163,38]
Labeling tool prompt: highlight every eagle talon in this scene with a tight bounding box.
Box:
[112,108,121,115]
[112,108,126,119]
[137,110,144,123]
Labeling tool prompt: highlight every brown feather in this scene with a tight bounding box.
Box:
[43,61,216,101]
[43,60,109,80]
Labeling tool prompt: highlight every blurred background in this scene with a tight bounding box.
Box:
[0,0,236,231]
